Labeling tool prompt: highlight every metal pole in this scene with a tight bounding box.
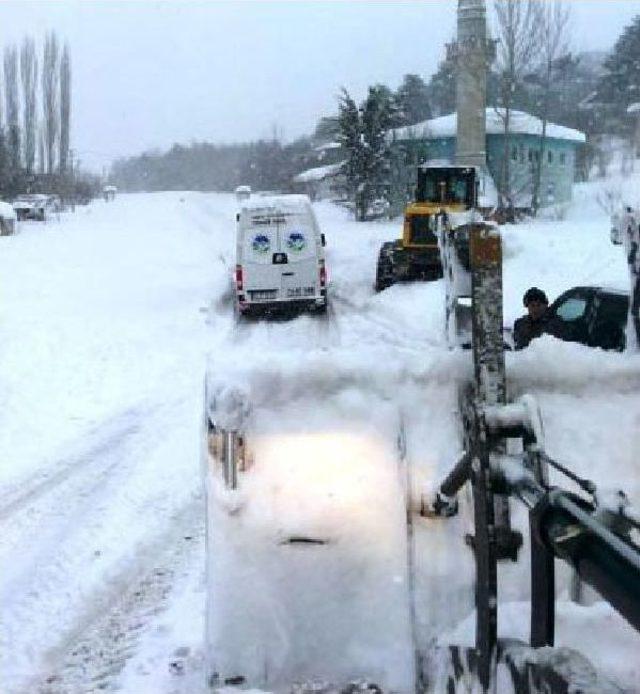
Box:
[529,498,555,647]
[223,431,238,490]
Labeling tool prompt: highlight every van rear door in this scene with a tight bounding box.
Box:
[278,214,319,300]
[241,213,281,302]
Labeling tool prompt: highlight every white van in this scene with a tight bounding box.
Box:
[235,194,327,316]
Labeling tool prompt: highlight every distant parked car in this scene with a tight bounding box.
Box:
[0,200,17,235]
[12,194,48,221]
[103,185,117,202]
[547,285,629,351]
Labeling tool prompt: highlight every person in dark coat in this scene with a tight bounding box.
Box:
[513,287,564,350]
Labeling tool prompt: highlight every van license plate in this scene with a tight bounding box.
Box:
[250,290,277,301]
[287,286,315,298]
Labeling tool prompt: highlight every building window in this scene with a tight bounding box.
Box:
[546,182,556,203]
[548,150,554,165]
[528,149,533,163]
[559,152,566,166]
[519,145,525,163]
[511,145,518,161]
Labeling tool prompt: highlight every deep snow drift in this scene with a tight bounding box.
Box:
[0,176,639,693]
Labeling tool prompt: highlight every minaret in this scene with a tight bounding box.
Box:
[447,0,496,168]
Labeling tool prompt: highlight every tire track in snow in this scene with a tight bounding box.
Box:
[0,396,195,694]
[30,495,204,694]
[0,405,146,523]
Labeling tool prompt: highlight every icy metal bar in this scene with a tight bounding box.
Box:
[439,451,472,498]
[540,453,596,495]
[223,431,238,490]
[552,492,640,574]
[468,225,504,689]
[534,491,640,634]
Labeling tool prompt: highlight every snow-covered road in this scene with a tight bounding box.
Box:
[1,186,639,693]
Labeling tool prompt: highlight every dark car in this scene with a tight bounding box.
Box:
[547,286,629,351]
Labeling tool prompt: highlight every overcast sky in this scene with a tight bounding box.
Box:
[0,1,637,172]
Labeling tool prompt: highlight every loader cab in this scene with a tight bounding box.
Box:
[416,166,477,209]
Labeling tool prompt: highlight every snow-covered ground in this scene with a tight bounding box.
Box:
[0,178,638,693]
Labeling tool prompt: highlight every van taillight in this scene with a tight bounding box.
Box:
[319,261,326,287]
[235,265,243,290]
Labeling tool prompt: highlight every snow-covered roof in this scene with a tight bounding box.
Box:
[313,141,341,152]
[293,161,344,184]
[627,102,640,115]
[0,200,17,219]
[391,109,586,144]
[241,193,312,213]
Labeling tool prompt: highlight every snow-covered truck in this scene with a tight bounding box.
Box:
[12,193,48,221]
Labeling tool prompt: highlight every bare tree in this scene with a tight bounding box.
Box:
[38,122,45,174]
[0,63,6,189]
[59,43,71,174]
[20,37,38,174]
[493,0,543,214]
[531,1,571,214]
[42,31,60,175]
[4,45,21,170]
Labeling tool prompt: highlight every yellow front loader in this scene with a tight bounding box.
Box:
[375,165,478,291]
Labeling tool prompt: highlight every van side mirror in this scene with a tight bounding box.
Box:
[236,213,240,222]
[321,233,326,247]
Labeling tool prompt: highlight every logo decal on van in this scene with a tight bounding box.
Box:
[286,232,306,252]
[252,233,270,253]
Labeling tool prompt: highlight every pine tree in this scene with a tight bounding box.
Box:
[337,85,398,221]
[593,15,640,136]
[360,85,397,215]
[337,88,364,218]
[427,60,457,117]
[395,74,431,126]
